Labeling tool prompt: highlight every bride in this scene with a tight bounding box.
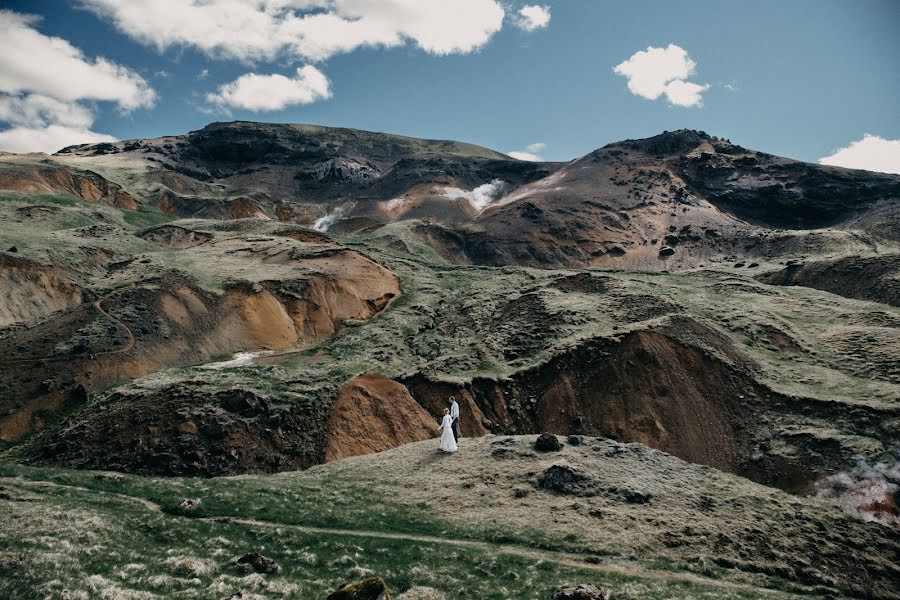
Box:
[439,408,458,453]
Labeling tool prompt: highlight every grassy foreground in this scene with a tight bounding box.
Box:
[0,451,830,600]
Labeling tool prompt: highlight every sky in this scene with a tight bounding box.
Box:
[0,0,898,173]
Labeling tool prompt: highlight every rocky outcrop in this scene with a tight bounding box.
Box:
[327,577,391,600]
[324,374,439,462]
[138,224,212,248]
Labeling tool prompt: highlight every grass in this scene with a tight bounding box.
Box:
[0,465,810,599]
[0,192,81,207]
[121,207,176,229]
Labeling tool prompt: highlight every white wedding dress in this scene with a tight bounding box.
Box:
[439,415,458,452]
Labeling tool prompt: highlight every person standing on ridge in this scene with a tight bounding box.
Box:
[449,395,460,442]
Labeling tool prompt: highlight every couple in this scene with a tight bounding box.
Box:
[438,395,460,453]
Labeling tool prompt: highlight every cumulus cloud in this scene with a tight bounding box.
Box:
[0,11,154,110]
[819,134,900,175]
[613,43,709,107]
[80,0,506,63]
[0,10,154,153]
[0,125,116,154]
[207,66,332,112]
[508,142,546,161]
[515,5,550,31]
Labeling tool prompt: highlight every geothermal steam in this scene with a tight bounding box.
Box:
[812,455,900,527]
[313,203,353,232]
[442,179,508,211]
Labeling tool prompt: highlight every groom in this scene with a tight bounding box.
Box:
[448,395,460,442]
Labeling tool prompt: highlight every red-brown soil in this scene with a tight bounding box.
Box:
[324,373,439,462]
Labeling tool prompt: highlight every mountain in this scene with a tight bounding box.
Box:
[0,122,898,597]
[52,121,560,225]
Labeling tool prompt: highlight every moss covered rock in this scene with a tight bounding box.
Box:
[326,576,392,600]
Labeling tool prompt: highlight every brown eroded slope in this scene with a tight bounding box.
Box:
[0,156,138,209]
[0,220,400,445]
[0,253,86,328]
[324,373,439,462]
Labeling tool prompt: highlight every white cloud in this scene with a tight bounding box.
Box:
[80,0,506,63]
[613,43,708,108]
[197,68,209,80]
[819,134,900,175]
[661,79,709,108]
[0,11,154,153]
[0,11,154,110]
[508,142,546,161]
[0,94,94,129]
[206,66,332,112]
[515,5,550,31]
[0,125,116,154]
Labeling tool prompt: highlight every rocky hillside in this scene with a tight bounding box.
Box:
[50,121,560,225]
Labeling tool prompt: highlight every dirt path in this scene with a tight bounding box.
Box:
[92,298,135,356]
[223,516,786,595]
[2,297,135,365]
[7,477,787,596]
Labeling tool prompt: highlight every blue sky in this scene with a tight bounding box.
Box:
[1,0,898,170]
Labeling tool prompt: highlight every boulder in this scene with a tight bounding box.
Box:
[552,584,610,600]
[327,576,391,600]
[538,465,585,495]
[658,246,676,257]
[535,433,562,452]
[236,552,279,574]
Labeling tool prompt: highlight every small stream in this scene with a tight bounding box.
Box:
[200,351,272,369]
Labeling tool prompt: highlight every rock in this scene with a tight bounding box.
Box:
[658,245,676,257]
[535,433,562,452]
[621,488,654,504]
[538,465,586,495]
[7,246,16,253]
[552,584,610,600]
[326,576,391,600]
[178,498,202,512]
[93,473,124,482]
[237,552,279,574]
[567,435,583,446]
[40,379,56,392]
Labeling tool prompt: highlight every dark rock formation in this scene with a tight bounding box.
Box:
[326,576,391,600]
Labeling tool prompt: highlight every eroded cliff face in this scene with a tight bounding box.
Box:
[324,373,439,462]
[0,254,86,328]
[401,318,894,493]
[0,224,400,446]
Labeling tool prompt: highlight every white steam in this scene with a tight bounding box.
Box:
[313,203,352,232]
[441,179,508,211]
[811,456,900,527]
